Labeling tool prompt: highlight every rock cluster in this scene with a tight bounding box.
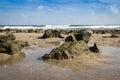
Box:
[0,33,28,55]
[42,30,100,60]
[42,29,63,39]
[0,28,44,33]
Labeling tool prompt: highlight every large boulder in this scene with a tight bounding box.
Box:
[42,41,91,60]
[65,30,93,43]
[42,29,63,39]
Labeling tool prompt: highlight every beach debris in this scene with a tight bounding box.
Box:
[42,29,63,39]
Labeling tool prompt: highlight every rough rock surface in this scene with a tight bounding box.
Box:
[42,30,100,60]
[0,33,16,43]
[65,30,93,43]
[42,41,91,60]
[42,29,63,39]
[0,33,28,55]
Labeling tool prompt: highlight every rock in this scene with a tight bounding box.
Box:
[0,33,28,55]
[0,41,28,55]
[89,43,101,53]
[7,42,21,55]
[42,29,63,39]
[111,33,119,38]
[28,29,34,33]
[16,29,22,33]
[65,30,93,43]
[0,33,16,43]
[42,41,91,60]
[0,33,27,66]
[42,30,101,60]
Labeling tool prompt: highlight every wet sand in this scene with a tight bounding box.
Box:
[89,34,120,47]
[0,33,120,80]
[0,44,120,80]
[0,32,119,47]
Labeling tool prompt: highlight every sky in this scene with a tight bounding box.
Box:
[0,0,120,25]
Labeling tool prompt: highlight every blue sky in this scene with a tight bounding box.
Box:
[0,0,120,25]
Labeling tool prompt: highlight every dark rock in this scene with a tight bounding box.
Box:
[111,33,119,38]
[28,29,34,33]
[42,29,63,39]
[89,43,101,53]
[65,30,93,43]
[16,29,22,33]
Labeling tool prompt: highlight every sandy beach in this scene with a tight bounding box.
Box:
[1,0,120,79]
[0,31,120,80]
[90,34,120,47]
[4,32,119,48]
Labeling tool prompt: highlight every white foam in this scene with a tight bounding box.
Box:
[1,25,120,30]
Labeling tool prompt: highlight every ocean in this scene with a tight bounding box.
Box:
[0,25,120,30]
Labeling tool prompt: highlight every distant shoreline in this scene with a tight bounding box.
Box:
[0,25,120,30]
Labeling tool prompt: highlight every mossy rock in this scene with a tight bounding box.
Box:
[0,33,16,43]
[42,41,91,60]
[0,41,29,55]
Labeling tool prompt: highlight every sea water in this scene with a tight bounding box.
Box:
[0,25,120,30]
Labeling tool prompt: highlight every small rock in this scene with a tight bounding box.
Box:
[42,29,63,39]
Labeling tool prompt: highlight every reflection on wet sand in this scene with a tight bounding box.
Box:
[0,46,120,80]
[0,53,25,68]
[45,41,60,46]
[42,53,113,71]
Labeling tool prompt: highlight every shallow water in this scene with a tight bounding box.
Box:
[0,45,120,80]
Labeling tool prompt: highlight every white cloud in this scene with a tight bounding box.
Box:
[37,5,44,10]
[109,4,119,14]
[21,14,27,18]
